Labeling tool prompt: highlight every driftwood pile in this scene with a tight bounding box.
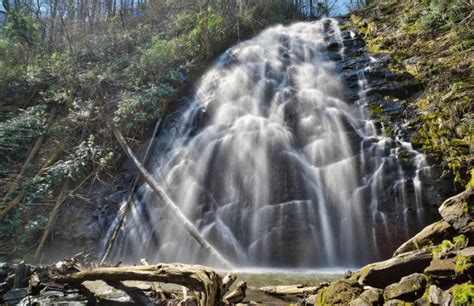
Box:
[0,253,248,305]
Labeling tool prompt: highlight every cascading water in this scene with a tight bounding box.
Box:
[105,19,436,268]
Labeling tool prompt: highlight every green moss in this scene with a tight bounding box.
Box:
[466,169,474,190]
[384,126,394,138]
[432,240,454,258]
[453,234,467,248]
[455,254,469,274]
[368,104,384,115]
[452,282,474,305]
[316,287,327,306]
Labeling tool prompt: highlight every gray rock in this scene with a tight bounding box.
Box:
[358,249,432,288]
[458,246,474,260]
[424,258,457,280]
[438,189,473,239]
[393,220,454,256]
[384,273,426,301]
[303,295,317,305]
[383,299,408,306]
[426,285,453,305]
[3,288,28,304]
[0,281,10,295]
[359,287,384,304]
[348,297,369,306]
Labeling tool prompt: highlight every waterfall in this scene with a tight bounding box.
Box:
[105,19,435,268]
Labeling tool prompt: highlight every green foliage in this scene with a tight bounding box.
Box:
[455,254,469,273]
[418,0,471,32]
[0,106,47,177]
[114,83,176,131]
[453,234,467,248]
[4,10,38,46]
[0,0,297,258]
[27,135,113,201]
[452,282,474,304]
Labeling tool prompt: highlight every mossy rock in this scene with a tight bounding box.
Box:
[316,279,362,305]
[384,273,427,301]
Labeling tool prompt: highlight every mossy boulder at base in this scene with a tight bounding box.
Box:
[348,287,384,306]
[384,273,427,301]
[357,249,432,288]
[393,220,455,256]
[316,279,362,305]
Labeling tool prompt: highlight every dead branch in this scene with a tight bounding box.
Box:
[258,284,324,297]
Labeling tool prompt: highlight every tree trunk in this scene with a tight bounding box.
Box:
[34,180,70,261]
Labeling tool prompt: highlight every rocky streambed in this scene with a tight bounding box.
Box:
[1,188,472,305]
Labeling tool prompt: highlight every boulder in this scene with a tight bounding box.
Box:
[3,288,28,305]
[414,285,453,305]
[424,258,457,280]
[317,279,362,305]
[348,297,369,306]
[425,247,474,281]
[455,247,474,277]
[359,287,384,304]
[393,220,455,256]
[438,188,473,240]
[357,249,432,288]
[384,273,427,301]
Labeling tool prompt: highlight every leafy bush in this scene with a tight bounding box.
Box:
[418,0,471,32]
[27,135,113,201]
[452,282,474,304]
[0,106,47,177]
[114,83,175,131]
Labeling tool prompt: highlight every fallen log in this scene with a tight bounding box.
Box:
[140,258,167,300]
[222,272,237,295]
[224,281,247,304]
[258,284,325,297]
[106,280,155,306]
[53,263,224,305]
[111,123,233,269]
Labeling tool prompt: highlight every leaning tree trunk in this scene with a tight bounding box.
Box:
[111,122,233,269]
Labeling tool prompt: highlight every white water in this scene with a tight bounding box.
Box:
[105,19,432,268]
